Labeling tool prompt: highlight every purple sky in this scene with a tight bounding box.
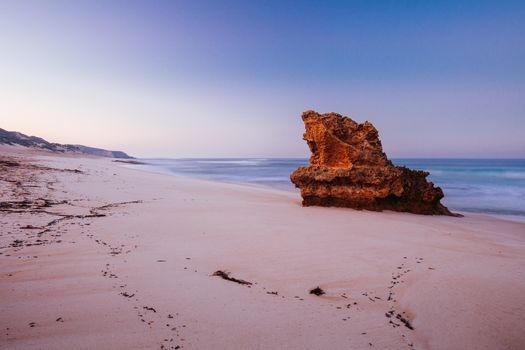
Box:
[1,1,524,158]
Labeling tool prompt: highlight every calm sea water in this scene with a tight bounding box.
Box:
[133,158,525,222]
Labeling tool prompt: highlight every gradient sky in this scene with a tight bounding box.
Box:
[1,0,524,158]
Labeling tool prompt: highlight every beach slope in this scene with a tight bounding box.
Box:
[1,146,524,350]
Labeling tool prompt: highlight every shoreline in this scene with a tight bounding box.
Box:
[120,159,525,224]
[1,146,525,350]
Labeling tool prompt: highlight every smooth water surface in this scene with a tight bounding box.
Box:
[132,158,525,221]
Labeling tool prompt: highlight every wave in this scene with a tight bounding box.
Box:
[194,160,264,166]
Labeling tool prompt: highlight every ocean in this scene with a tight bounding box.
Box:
[132,158,525,222]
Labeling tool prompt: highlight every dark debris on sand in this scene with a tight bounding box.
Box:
[212,270,252,285]
[309,286,325,296]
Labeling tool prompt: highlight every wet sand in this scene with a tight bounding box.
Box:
[1,145,524,350]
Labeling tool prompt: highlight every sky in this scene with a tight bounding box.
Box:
[0,0,524,158]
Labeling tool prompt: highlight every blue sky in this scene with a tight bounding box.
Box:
[1,0,524,157]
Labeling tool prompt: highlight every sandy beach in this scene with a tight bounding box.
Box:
[1,145,524,350]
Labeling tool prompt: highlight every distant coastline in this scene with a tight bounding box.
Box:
[0,127,133,159]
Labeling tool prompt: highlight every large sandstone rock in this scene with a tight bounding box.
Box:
[290,110,455,215]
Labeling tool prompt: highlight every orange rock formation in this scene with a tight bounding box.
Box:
[290,110,456,215]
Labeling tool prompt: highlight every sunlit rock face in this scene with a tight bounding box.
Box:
[290,110,455,216]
